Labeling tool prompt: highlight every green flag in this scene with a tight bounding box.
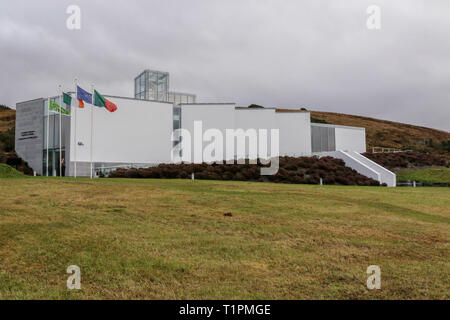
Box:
[63,92,72,106]
[93,90,106,108]
[50,100,70,115]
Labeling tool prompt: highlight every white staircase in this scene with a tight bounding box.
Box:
[320,150,396,187]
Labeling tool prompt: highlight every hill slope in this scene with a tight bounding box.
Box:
[0,105,16,156]
[311,110,450,153]
[0,105,15,133]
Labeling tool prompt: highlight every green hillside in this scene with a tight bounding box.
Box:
[396,167,450,183]
[0,164,23,178]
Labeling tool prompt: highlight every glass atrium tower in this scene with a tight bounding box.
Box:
[134,69,169,101]
[134,69,196,104]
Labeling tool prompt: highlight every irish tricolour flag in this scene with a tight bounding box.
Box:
[94,90,118,113]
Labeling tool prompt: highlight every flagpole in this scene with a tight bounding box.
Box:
[46,98,50,177]
[59,85,62,177]
[90,84,94,179]
[74,78,78,178]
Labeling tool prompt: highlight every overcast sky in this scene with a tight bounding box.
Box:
[1,0,449,131]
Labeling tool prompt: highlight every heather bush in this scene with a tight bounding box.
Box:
[4,153,33,175]
[109,156,380,186]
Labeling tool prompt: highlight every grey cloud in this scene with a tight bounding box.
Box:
[0,0,449,131]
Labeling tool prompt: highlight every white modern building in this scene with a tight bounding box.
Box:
[15,70,396,186]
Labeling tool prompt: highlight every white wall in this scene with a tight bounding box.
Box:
[275,111,311,156]
[235,108,278,160]
[70,96,173,164]
[180,104,236,162]
[180,105,312,163]
[335,126,366,153]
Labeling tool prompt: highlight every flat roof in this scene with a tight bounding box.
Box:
[104,94,174,104]
[275,108,310,113]
[16,97,45,105]
[235,106,310,113]
[179,103,236,106]
[311,122,365,131]
[134,69,170,80]
[169,91,196,97]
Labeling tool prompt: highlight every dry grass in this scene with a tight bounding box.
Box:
[0,177,448,299]
[0,108,15,133]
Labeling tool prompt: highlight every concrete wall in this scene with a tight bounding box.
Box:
[15,98,44,175]
[69,95,174,176]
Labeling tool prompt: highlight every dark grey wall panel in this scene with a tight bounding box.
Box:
[311,126,321,153]
[15,99,44,175]
[311,124,336,153]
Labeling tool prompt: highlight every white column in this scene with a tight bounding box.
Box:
[90,84,94,179]
[59,85,62,177]
[74,79,78,178]
[46,98,50,176]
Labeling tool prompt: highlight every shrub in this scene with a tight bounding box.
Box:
[4,153,33,175]
[109,156,381,186]
[0,127,15,152]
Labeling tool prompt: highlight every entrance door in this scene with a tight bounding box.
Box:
[43,149,65,176]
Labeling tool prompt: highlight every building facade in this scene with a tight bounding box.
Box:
[14,70,395,186]
[15,97,372,177]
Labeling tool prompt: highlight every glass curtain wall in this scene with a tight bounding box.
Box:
[172,106,181,147]
[168,92,196,105]
[43,97,68,176]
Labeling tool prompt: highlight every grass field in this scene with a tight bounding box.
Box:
[0,177,449,299]
[396,167,450,183]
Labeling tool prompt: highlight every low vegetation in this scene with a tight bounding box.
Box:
[0,153,34,175]
[0,126,15,152]
[396,167,450,183]
[109,156,382,186]
[0,178,448,299]
[0,164,23,178]
[0,107,34,175]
